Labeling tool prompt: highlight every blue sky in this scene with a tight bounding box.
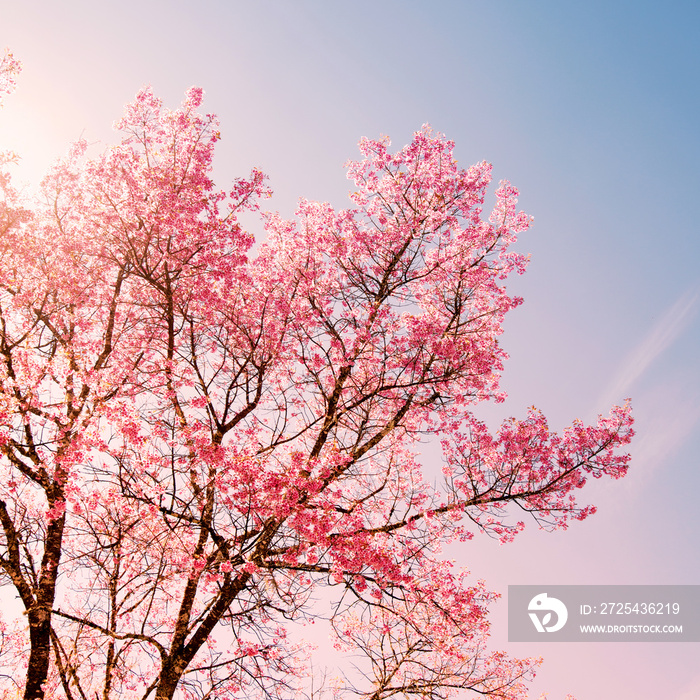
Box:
[2,2,699,698]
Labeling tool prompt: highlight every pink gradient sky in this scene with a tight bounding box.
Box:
[2,2,699,698]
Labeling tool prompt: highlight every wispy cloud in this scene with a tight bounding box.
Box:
[673,675,700,700]
[627,381,700,479]
[597,284,700,411]
[594,284,700,482]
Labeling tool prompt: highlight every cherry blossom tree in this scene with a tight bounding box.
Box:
[0,66,633,700]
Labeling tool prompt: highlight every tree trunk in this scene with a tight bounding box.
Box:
[22,506,66,700]
[23,607,52,700]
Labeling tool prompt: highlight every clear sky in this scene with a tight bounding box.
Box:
[2,2,699,699]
